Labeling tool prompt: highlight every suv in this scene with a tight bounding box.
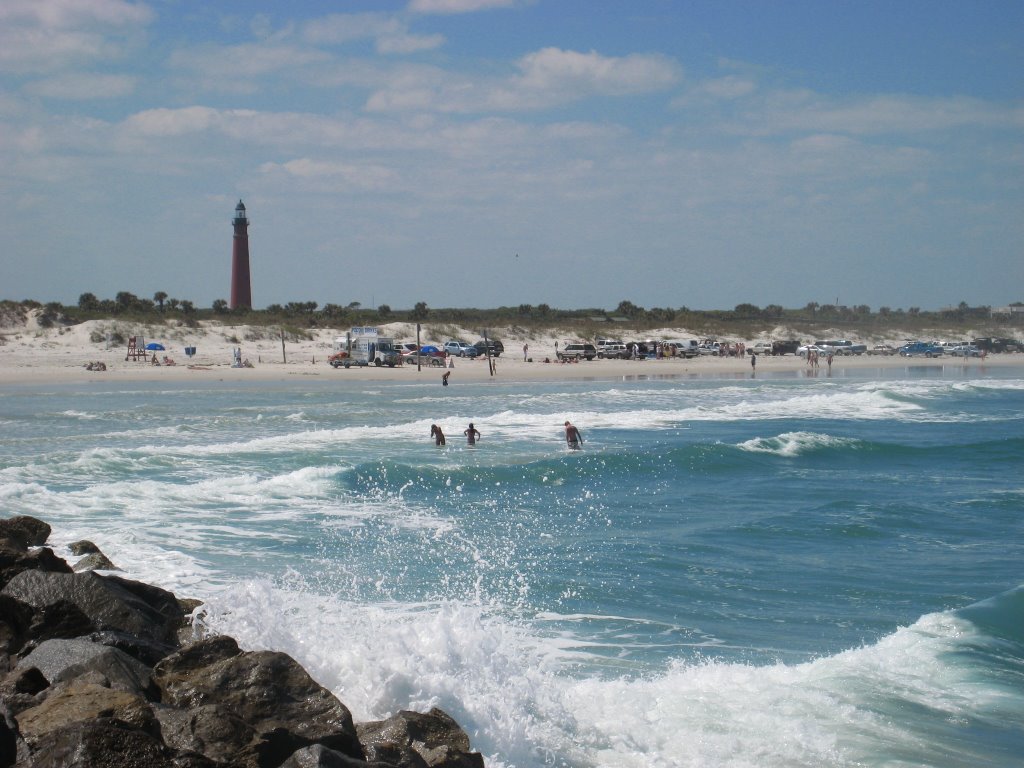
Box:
[596,341,628,359]
[443,341,478,357]
[558,343,597,361]
[473,339,504,357]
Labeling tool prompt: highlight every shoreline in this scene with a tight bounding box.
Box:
[1,352,1020,388]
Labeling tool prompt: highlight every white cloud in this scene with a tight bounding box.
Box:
[0,0,153,73]
[515,47,680,96]
[302,13,444,55]
[260,158,399,190]
[366,47,680,113]
[407,0,523,14]
[27,72,137,100]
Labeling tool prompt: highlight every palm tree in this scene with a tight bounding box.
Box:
[154,291,168,311]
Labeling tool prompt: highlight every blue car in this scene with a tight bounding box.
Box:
[898,342,944,358]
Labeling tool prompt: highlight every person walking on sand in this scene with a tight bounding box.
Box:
[564,420,583,450]
[464,423,481,446]
[430,424,446,446]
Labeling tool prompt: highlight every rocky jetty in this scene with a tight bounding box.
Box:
[0,516,486,768]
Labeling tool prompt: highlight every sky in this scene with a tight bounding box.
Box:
[1,0,1022,313]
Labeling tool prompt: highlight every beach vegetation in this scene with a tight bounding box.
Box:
[2,296,1022,345]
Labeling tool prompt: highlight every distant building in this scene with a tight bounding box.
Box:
[230,200,252,310]
[991,305,1024,317]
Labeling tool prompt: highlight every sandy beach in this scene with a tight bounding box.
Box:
[2,316,1020,387]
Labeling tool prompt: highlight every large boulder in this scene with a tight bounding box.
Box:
[1,571,183,644]
[17,638,156,698]
[73,552,119,573]
[280,742,397,767]
[0,595,33,655]
[18,717,212,768]
[154,636,362,767]
[357,709,484,768]
[0,517,50,548]
[15,682,156,750]
[0,540,72,590]
[153,703,255,764]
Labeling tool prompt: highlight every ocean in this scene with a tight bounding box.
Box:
[1,366,1022,767]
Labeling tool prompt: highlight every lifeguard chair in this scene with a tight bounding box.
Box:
[126,336,148,361]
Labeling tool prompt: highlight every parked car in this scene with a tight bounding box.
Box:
[868,344,897,356]
[797,344,828,358]
[664,339,700,358]
[473,339,504,357]
[404,345,446,366]
[443,341,479,358]
[558,343,597,361]
[396,343,419,357]
[749,342,774,356]
[898,342,945,357]
[950,344,981,357]
[328,351,350,368]
[597,342,629,359]
[771,340,801,356]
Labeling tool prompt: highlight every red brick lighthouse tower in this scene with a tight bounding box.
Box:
[230,199,252,310]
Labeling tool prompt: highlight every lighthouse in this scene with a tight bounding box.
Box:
[230,199,252,310]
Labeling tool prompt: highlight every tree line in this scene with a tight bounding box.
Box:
[2,293,1017,334]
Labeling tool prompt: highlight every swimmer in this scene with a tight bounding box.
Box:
[430,424,446,446]
[464,422,481,446]
[564,420,583,450]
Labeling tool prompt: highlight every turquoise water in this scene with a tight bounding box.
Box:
[2,367,1023,767]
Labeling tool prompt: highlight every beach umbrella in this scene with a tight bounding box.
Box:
[146,343,165,351]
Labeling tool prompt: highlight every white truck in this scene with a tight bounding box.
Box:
[331,327,400,368]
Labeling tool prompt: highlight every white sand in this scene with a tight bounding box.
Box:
[1,314,1020,386]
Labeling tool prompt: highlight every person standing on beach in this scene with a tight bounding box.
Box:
[523,343,528,362]
[464,423,481,446]
[430,424,446,446]
[442,371,450,386]
[751,354,756,371]
[564,421,583,450]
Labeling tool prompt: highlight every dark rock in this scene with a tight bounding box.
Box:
[281,742,398,767]
[1,666,47,696]
[26,599,98,646]
[1,702,17,768]
[86,630,177,668]
[154,703,255,764]
[68,541,100,556]
[1,570,183,644]
[15,683,157,749]
[73,552,119,572]
[154,636,362,765]
[21,717,177,768]
[0,596,33,654]
[17,638,156,699]
[0,541,72,590]
[0,517,50,548]
[358,709,484,768]
[360,739,429,768]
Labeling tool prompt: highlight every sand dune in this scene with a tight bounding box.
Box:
[1,315,1019,386]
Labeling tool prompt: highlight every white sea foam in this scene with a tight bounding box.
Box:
[738,431,861,457]
[185,579,1006,768]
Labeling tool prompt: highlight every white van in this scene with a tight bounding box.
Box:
[666,340,700,358]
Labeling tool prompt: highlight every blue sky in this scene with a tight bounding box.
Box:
[2,0,1021,312]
